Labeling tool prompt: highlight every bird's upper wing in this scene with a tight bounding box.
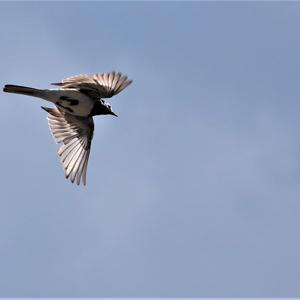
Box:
[51,71,132,99]
[42,106,94,185]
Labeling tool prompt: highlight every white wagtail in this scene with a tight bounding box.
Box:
[3,71,132,185]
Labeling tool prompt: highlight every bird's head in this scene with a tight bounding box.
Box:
[105,103,118,117]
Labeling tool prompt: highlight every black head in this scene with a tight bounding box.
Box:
[105,103,118,117]
[89,101,118,117]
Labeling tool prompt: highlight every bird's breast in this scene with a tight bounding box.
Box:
[51,90,95,117]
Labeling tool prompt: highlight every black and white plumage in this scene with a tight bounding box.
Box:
[3,71,132,185]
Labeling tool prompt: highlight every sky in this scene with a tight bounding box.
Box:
[0,1,300,297]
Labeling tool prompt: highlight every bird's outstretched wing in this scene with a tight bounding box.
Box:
[42,106,94,185]
[51,71,132,100]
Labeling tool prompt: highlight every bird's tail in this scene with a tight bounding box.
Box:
[3,84,44,98]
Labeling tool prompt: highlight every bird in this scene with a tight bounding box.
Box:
[3,71,132,185]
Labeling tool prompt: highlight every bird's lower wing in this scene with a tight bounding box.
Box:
[42,106,94,185]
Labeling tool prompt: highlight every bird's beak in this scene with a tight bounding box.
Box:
[111,111,118,117]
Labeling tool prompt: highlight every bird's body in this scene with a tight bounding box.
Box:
[4,85,96,116]
[3,71,132,185]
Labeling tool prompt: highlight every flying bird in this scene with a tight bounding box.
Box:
[3,71,132,185]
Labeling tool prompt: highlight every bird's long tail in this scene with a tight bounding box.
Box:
[3,84,44,98]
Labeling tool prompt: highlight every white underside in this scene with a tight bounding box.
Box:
[40,89,95,117]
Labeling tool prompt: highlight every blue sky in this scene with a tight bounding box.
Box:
[1,1,300,297]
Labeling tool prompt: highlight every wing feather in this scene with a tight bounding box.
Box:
[76,148,88,185]
[70,140,88,183]
[42,106,94,185]
[51,71,132,99]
